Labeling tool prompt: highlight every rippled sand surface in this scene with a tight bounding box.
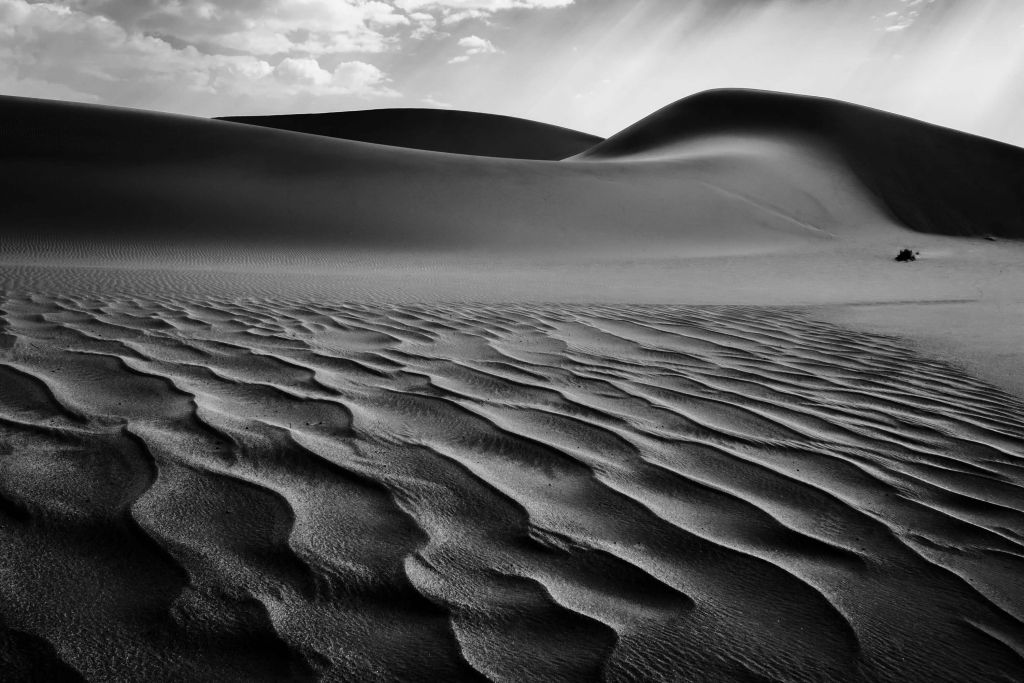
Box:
[2,293,1023,681]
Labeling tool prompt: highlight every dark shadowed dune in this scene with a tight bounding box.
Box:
[218,108,603,160]
[578,89,1024,239]
[2,90,1022,264]
[0,93,887,255]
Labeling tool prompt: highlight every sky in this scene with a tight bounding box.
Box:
[1,0,1023,145]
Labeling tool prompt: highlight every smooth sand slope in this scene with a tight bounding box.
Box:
[579,89,1024,239]
[0,92,886,255]
[2,89,1023,258]
[1,91,1023,681]
[218,109,603,160]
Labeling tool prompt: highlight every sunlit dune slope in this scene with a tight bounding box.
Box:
[218,108,603,160]
[578,89,1024,239]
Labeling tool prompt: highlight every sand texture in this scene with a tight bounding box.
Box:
[2,88,1024,681]
[1,295,1022,681]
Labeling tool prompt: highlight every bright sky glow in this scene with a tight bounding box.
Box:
[1,0,1022,145]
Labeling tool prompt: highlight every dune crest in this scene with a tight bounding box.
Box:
[2,90,1021,268]
[218,108,603,160]
[577,89,1024,239]
[0,92,886,260]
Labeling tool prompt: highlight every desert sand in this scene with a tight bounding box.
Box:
[218,109,603,160]
[1,90,1023,681]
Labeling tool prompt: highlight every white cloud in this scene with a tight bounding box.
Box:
[274,57,333,87]
[0,0,397,112]
[333,61,395,95]
[36,0,572,58]
[0,0,579,114]
[877,0,938,32]
[395,0,573,10]
[459,35,494,49]
[441,9,492,25]
[448,34,498,62]
[268,58,396,97]
[62,0,410,56]
[395,0,572,27]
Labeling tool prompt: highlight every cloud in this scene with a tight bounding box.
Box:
[0,0,580,114]
[442,9,492,25]
[61,0,410,56]
[270,58,396,97]
[878,0,938,32]
[459,35,497,52]
[408,11,440,39]
[395,0,573,10]
[395,0,572,26]
[448,34,498,63]
[0,0,396,113]
[274,57,333,87]
[333,61,396,95]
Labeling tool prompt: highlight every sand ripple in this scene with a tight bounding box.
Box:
[1,294,1022,681]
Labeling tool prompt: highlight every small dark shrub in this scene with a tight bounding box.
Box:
[895,249,916,262]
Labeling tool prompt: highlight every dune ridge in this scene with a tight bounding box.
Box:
[2,89,1021,264]
[0,93,882,258]
[1,293,1022,681]
[578,89,1024,239]
[218,109,603,160]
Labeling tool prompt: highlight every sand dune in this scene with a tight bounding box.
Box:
[4,89,1022,392]
[3,89,1021,265]
[2,91,1024,681]
[0,93,887,258]
[1,295,1022,681]
[218,109,603,160]
[578,89,1024,239]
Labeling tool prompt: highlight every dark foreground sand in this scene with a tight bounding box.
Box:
[1,294,1022,681]
[1,91,1024,681]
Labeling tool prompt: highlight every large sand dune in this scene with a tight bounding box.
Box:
[579,89,1024,239]
[219,109,603,160]
[0,92,886,256]
[1,91,1024,681]
[2,89,1023,264]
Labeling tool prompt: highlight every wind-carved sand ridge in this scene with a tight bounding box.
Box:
[1,294,1022,681]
